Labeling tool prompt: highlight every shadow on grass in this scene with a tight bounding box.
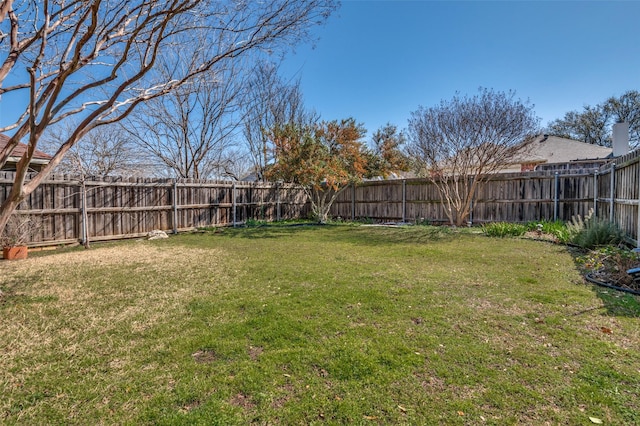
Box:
[0,271,51,308]
[209,222,456,246]
[213,223,329,239]
[338,225,456,246]
[589,286,640,318]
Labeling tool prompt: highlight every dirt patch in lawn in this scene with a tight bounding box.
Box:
[229,393,256,410]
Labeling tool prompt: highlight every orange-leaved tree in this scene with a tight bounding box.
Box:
[266,118,368,223]
[366,123,411,178]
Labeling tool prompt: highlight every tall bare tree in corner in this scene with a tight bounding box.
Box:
[546,90,640,149]
[241,61,317,180]
[604,90,640,149]
[547,106,611,146]
[0,0,337,231]
[408,88,540,226]
[124,51,243,179]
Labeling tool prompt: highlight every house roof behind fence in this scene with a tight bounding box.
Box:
[522,135,613,164]
[0,134,53,161]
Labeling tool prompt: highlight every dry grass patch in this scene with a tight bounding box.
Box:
[0,241,233,423]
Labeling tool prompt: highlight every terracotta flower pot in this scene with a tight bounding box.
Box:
[3,246,28,260]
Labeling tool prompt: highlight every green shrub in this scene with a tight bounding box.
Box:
[415,217,432,226]
[552,227,572,244]
[526,220,572,243]
[245,218,267,228]
[482,222,527,238]
[354,217,374,224]
[571,218,625,249]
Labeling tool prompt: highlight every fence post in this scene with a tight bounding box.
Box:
[172,179,178,234]
[609,163,615,221]
[637,166,640,247]
[351,184,356,221]
[553,172,559,221]
[80,181,89,247]
[232,182,237,227]
[402,180,407,223]
[276,182,281,222]
[593,170,598,218]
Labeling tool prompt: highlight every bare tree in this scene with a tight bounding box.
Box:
[408,88,540,226]
[241,61,317,180]
[41,124,145,178]
[124,52,244,179]
[604,90,640,149]
[547,90,640,149]
[215,147,253,181]
[0,0,337,231]
[547,105,611,146]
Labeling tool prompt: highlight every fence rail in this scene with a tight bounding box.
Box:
[0,174,309,246]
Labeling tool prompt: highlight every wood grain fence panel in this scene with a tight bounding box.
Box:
[613,157,640,240]
[331,169,619,225]
[557,173,594,221]
[596,168,612,222]
[52,177,66,239]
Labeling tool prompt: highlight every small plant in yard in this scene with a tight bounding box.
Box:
[526,220,571,243]
[1,214,38,248]
[245,218,267,228]
[415,217,431,226]
[354,216,374,224]
[482,221,527,237]
[563,209,625,249]
[0,214,31,248]
[566,209,594,237]
[571,218,625,249]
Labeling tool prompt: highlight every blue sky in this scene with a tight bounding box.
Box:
[280,0,640,138]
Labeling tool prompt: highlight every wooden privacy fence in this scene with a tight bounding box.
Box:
[3,149,640,247]
[331,149,640,245]
[0,173,309,246]
[331,171,597,225]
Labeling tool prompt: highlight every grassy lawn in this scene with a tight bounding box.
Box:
[1,225,639,425]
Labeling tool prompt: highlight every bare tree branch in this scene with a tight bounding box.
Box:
[123,47,246,179]
[0,0,338,232]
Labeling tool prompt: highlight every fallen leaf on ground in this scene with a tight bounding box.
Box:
[589,416,603,424]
